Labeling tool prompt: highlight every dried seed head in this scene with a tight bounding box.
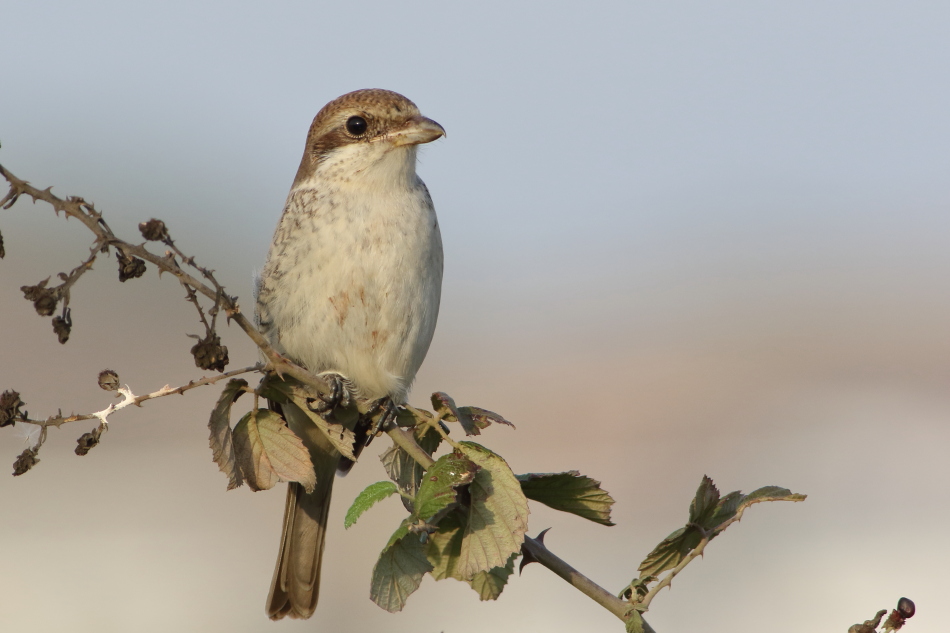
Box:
[0,390,24,427]
[13,447,39,476]
[0,228,5,259]
[117,253,147,282]
[98,369,120,391]
[139,218,169,242]
[52,310,72,344]
[191,333,229,372]
[75,430,101,456]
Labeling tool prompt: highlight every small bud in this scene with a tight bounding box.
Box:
[13,447,39,476]
[75,430,101,456]
[98,369,120,391]
[117,252,147,282]
[139,218,169,242]
[0,390,24,427]
[897,597,915,619]
[191,333,229,372]
[52,309,72,344]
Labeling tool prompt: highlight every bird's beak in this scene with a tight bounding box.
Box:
[386,115,446,147]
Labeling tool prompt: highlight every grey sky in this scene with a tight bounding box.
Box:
[2,2,949,632]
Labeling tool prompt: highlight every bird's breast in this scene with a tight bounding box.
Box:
[257,177,442,402]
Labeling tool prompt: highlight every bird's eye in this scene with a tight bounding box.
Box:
[345,116,368,136]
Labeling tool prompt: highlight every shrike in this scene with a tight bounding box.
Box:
[255,89,444,619]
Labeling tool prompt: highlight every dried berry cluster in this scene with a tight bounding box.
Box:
[97,369,120,391]
[117,251,147,282]
[139,218,169,242]
[75,428,103,456]
[0,390,25,427]
[13,447,39,476]
[191,333,229,372]
[21,281,60,316]
[52,309,72,344]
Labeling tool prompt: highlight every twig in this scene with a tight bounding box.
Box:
[18,364,263,429]
[383,421,436,469]
[521,536,656,633]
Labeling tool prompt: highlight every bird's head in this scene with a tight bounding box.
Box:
[292,89,445,189]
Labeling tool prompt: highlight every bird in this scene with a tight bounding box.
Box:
[254,88,445,620]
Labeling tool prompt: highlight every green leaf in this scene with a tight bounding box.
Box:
[625,611,646,633]
[258,373,360,460]
[688,475,720,524]
[469,552,519,601]
[517,471,615,526]
[287,398,358,461]
[456,442,530,579]
[381,420,443,511]
[636,526,700,578]
[458,406,516,430]
[739,485,808,508]
[257,373,295,404]
[426,511,519,601]
[370,531,433,613]
[232,409,316,493]
[345,481,399,529]
[207,379,247,490]
[636,477,807,579]
[432,392,479,436]
[426,510,465,581]
[412,453,479,523]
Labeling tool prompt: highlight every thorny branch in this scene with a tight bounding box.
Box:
[0,163,331,395]
[17,364,264,431]
[0,164,436,473]
[522,534,656,633]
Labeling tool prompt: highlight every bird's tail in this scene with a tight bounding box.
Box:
[266,401,340,620]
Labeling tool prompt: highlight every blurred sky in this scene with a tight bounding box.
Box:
[2,2,949,632]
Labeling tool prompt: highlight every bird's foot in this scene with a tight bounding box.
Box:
[306,372,351,415]
[336,397,396,475]
[369,397,399,438]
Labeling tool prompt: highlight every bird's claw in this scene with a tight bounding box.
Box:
[306,373,350,415]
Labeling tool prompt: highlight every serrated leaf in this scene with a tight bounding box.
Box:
[232,409,316,493]
[427,510,465,581]
[425,511,518,600]
[637,478,807,579]
[456,442,530,579]
[625,611,646,633]
[259,374,360,460]
[704,490,743,530]
[739,485,807,508]
[636,526,700,578]
[345,481,399,529]
[413,453,479,522]
[370,530,433,613]
[432,392,479,436]
[469,551,518,601]
[517,471,615,526]
[688,475,720,524]
[257,372,295,404]
[458,406,515,430]
[207,379,247,490]
[286,398,357,461]
[381,421,443,511]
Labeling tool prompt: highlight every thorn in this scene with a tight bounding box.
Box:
[519,528,552,575]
